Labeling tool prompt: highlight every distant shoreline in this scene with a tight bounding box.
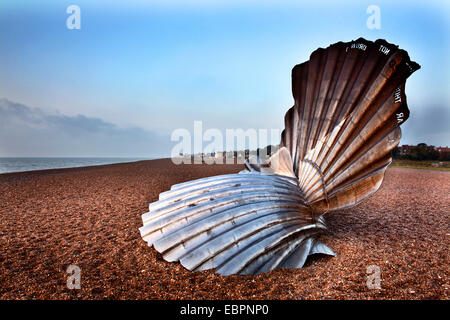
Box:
[1,157,449,176]
[0,157,158,175]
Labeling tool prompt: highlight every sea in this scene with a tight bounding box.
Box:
[0,157,153,174]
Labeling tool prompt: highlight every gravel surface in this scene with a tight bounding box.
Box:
[0,159,448,299]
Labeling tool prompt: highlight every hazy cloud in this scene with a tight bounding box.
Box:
[401,104,450,147]
[0,98,448,157]
[0,99,171,157]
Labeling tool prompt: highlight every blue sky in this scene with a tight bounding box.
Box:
[0,0,449,156]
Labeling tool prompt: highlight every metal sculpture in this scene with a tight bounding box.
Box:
[139,38,420,275]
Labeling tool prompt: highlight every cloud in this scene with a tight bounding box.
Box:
[0,98,448,157]
[401,104,450,146]
[0,98,171,157]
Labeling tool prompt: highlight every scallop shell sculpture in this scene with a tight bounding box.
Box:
[139,38,420,275]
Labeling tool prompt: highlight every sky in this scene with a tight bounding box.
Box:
[0,0,449,157]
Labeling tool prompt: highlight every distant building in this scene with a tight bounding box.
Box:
[225,151,234,159]
[398,145,414,154]
[215,151,224,158]
[398,144,448,154]
[435,146,450,153]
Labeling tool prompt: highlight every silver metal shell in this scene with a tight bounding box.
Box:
[140,38,419,275]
